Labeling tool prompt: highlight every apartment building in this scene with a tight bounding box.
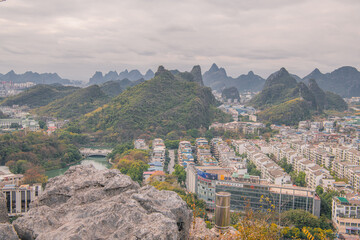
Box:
[2,184,42,216]
[332,194,360,238]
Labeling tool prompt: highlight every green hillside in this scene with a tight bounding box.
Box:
[1,84,80,108]
[250,68,347,125]
[325,91,348,111]
[34,85,109,119]
[80,66,230,143]
[257,98,311,125]
[99,81,123,97]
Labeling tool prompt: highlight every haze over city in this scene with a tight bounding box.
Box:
[0,0,359,81]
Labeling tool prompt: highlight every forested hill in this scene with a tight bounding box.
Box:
[250,68,347,125]
[79,66,231,143]
[34,85,109,119]
[0,84,80,108]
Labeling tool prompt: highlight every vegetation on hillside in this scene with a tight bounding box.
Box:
[1,84,79,108]
[112,148,150,184]
[325,91,348,111]
[0,131,82,184]
[79,67,230,143]
[250,68,347,126]
[34,85,109,119]
[257,98,311,126]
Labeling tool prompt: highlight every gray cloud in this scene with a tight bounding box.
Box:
[0,0,359,81]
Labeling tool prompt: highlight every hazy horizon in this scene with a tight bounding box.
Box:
[0,0,359,81]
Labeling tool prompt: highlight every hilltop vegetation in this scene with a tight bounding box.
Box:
[1,84,80,108]
[79,66,230,143]
[34,85,109,119]
[250,68,347,125]
[257,98,311,125]
[0,131,81,171]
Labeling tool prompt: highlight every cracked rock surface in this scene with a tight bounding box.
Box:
[13,165,192,240]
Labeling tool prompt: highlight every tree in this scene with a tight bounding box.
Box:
[281,209,321,229]
[247,162,261,177]
[108,142,134,160]
[164,140,179,149]
[316,186,339,219]
[291,171,306,187]
[10,123,22,129]
[38,120,47,130]
[23,166,48,184]
[172,164,186,185]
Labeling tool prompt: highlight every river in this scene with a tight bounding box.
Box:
[45,156,111,179]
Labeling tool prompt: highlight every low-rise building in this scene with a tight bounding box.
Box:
[332,194,360,238]
[1,184,42,216]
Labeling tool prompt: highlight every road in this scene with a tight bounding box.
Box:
[168,150,175,174]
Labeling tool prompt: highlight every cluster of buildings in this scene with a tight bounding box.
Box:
[210,121,265,135]
[0,166,42,216]
[195,138,217,166]
[134,139,149,150]
[178,141,194,168]
[0,81,35,97]
[0,106,40,132]
[186,137,321,217]
[233,140,291,185]
[217,103,257,122]
[142,138,166,182]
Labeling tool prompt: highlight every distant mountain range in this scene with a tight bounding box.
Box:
[88,69,154,85]
[203,64,360,98]
[203,64,265,92]
[302,66,360,97]
[0,70,80,85]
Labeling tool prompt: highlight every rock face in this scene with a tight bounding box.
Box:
[221,87,240,102]
[0,224,19,240]
[0,193,9,223]
[13,165,192,240]
[202,63,265,92]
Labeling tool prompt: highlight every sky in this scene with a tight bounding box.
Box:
[0,0,359,82]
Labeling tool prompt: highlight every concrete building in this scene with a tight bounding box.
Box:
[2,184,42,216]
[332,194,360,238]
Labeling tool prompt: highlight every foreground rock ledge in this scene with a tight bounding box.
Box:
[13,165,192,240]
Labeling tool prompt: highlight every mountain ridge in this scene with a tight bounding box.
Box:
[79,65,230,143]
[88,69,154,85]
[0,70,80,85]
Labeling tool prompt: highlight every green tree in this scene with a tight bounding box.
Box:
[127,161,149,184]
[108,142,134,159]
[38,120,47,130]
[316,186,339,219]
[172,164,186,185]
[10,123,22,129]
[291,171,306,187]
[164,140,179,149]
[247,162,261,177]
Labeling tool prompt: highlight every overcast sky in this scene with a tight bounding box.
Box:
[0,0,359,81]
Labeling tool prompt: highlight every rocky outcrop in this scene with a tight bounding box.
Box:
[0,224,19,240]
[189,218,217,240]
[13,165,192,240]
[221,87,240,102]
[190,65,204,86]
[0,193,8,223]
[203,63,265,92]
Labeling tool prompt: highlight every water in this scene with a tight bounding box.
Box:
[45,156,111,179]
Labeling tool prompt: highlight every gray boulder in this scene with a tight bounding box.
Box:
[13,165,192,240]
[0,224,19,240]
[0,193,8,223]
